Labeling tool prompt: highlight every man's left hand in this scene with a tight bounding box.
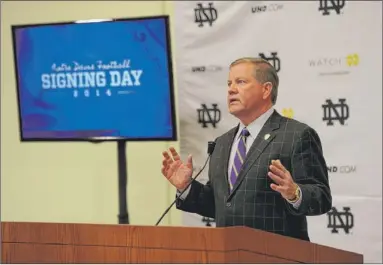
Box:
[268,159,298,201]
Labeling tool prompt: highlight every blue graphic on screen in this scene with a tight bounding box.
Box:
[13,18,175,140]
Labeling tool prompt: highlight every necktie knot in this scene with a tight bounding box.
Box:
[241,128,250,137]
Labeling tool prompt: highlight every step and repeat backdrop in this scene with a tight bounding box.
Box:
[173,1,382,263]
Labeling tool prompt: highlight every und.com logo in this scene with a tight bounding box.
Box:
[252,3,283,14]
[328,165,356,174]
[191,65,222,73]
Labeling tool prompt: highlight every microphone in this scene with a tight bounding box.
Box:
[207,141,216,156]
[155,141,216,226]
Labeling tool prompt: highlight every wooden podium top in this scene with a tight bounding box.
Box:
[1,221,363,263]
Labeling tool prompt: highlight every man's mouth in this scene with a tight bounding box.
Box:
[229,98,239,104]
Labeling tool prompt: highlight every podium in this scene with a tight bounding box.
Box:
[1,222,363,263]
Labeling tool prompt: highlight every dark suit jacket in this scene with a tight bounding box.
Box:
[176,110,332,241]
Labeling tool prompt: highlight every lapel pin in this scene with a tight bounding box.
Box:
[264,134,271,140]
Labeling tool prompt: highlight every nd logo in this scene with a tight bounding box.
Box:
[346,53,359,66]
[281,108,294,119]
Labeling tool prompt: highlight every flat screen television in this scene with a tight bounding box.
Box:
[11,15,177,142]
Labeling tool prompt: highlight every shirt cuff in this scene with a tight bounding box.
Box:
[177,185,192,200]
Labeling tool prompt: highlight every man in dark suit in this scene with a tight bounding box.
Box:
[161,57,332,241]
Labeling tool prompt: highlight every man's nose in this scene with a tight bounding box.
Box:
[228,84,237,94]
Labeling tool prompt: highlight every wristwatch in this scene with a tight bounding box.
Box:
[287,184,301,203]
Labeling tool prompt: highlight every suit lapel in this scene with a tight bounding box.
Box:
[227,111,282,201]
[222,126,238,195]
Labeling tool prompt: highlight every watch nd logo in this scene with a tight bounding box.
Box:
[346,53,359,66]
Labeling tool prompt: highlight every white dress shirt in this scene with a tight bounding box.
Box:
[228,107,274,189]
[178,107,302,209]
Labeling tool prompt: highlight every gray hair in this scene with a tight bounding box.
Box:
[229,57,279,105]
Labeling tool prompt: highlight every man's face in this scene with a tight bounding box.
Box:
[227,62,267,118]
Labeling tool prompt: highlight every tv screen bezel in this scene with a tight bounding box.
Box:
[11,15,178,143]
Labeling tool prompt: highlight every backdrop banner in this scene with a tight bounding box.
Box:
[173,1,382,263]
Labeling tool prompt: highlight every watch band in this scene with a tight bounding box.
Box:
[287,184,300,203]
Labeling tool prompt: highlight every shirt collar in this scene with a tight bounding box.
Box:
[236,107,275,139]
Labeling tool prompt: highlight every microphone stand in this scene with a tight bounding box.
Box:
[117,140,129,224]
[88,138,130,224]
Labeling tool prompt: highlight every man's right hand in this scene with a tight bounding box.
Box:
[161,147,193,191]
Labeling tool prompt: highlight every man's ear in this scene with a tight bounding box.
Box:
[262,82,273,100]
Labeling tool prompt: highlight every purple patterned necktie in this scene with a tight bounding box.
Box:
[230,127,250,190]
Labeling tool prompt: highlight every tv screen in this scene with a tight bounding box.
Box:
[11,15,177,141]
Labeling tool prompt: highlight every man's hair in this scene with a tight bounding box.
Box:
[229,57,279,105]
